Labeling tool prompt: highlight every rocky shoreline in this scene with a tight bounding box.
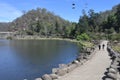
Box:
[12,35,80,43]
[13,36,99,80]
[103,45,120,80]
[34,44,98,80]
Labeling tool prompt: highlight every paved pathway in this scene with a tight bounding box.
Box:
[58,41,111,80]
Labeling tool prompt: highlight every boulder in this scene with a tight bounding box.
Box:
[115,57,120,62]
[59,64,68,69]
[56,68,68,76]
[72,60,79,64]
[67,62,72,66]
[67,64,77,73]
[49,74,58,79]
[76,58,81,62]
[35,78,42,80]
[52,68,58,74]
[109,68,117,74]
[104,78,114,80]
[107,72,117,79]
[110,64,119,70]
[42,74,52,80]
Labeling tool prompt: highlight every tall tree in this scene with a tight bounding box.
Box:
[88,9,99,32]
[77,9,89,34]
[115,4,120,32]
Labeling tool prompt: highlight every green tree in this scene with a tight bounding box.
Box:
[115,4,120,33]
[77,10,89,34]
[88,9,100,32]
[76,33,90,41]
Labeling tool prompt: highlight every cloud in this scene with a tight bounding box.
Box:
[0,3,22,22]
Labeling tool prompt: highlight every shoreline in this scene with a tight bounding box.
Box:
[34,41,98,80]
[13,36,80,43]
[11,36,98,80]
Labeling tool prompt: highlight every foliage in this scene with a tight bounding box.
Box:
[109,34,120,41]
[112,44,120,53]
[26,30,34,35]
[9,8,74,38]
[77,41,94,53]
[80,41,94,48]
[6,36,12,40]
[76,33,90,41]
[115,4,120,33]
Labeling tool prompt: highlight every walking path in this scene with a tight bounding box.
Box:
[57,41,111,80]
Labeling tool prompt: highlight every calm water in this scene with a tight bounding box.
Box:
[0,39,79,80]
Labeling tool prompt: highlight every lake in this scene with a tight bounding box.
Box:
[0,39,79,80]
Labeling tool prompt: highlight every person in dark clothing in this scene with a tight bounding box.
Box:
[98,44,101,50]
[102,44,105,50]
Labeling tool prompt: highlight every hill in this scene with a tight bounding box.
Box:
[10,8,74,37]
[0,22,11,32]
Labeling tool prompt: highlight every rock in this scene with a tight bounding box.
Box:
[49,74,58,79]
[35,78,42,80]
[83,56,88,59]
[59,64,68,69]
[73,60,79,64]
[109,68,117,74]
[117,72,120,79]
[42,74,52,80]
[76,58,81,62]
[107,72,117,79]
[52,68,58,74]
[110,64,119,70]
[67,62,72,66]
[56,68,68,76]
[104,78,114,80]
[115,57,120,62]
[67,64,77,73]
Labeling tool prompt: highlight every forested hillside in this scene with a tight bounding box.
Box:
[10,8,74,38]
[73,4,120,41]
[0,22,11,31]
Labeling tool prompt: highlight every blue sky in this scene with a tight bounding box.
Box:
[0,0,120,22]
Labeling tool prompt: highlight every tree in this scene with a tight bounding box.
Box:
[77,9,89,34]
[115,4,120,33]
[76,33,90,41]
[88,9,100,32]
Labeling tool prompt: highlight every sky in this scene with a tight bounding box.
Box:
[0,0,120,22]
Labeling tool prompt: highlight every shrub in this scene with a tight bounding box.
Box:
[6,36,12,40]
[76,33,90,41]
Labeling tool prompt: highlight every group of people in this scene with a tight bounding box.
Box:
[98,44,105,50]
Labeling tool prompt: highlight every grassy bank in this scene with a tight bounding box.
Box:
[15,37,94,45]
[112,44,120,53]
[13,36,95,53]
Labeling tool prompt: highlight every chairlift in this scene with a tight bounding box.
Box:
[72,3,75,9]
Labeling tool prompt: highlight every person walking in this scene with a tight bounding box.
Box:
[98,44,101,50]
[102,44,105,50]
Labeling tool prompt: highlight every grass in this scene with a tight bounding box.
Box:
[112,45,120,53]
[79,41,94,48]
[76,41,95,53]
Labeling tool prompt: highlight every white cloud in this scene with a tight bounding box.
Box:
[0,3,22,22]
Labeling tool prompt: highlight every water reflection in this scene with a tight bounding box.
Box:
[0,40,79,80]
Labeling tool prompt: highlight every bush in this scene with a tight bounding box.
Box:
[109,34,120,41]
[26,30,34,35]
[6,36,12,40]
[76,33,90,41]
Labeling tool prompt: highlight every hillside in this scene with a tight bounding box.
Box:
[0,22,11,32]
[10,8,74,37]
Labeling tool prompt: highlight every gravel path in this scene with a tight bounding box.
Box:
[58,41,111,80]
